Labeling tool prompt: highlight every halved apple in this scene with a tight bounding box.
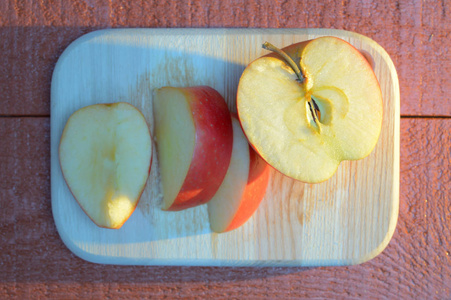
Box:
[237,36,383,183]
[153,86,233,211]
[59,102,152,229]
[208,115,270,233]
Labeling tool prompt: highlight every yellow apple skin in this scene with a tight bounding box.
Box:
[59,102,152,229]
[155,86,233,211]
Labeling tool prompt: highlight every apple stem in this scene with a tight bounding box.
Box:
[262,42,305,83]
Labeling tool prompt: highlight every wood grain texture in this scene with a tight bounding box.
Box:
[1,0,450,297]
[49,28,399,266]
[0,118,449,298]
[0,0,449,116]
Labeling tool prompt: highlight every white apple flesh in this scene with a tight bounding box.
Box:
[59,102,152,229]
[237,36,383,183]
[208,116,270,233]
[153,86,233,211]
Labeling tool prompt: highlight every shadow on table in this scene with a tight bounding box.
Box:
[44,26,326,268]
[1,26,355,283]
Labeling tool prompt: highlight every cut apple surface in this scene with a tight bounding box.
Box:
[153,86,233,211]
[208,116,270,233]
[59,102,152,229]
[237,36,383,183]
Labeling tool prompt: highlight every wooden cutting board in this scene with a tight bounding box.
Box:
[51,28,399,266]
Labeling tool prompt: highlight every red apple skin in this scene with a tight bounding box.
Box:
[59,102,153,229]
[224,145,271,232]
[166,86,233,211]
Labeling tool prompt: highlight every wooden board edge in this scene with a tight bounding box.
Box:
[346,37,401,266]
[50,28,400,267]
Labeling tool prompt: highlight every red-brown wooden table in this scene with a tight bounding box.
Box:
[1,1,449,298]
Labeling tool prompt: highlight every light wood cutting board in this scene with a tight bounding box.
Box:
[51,28,399,266]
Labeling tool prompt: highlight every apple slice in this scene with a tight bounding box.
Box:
[59,102,152,229]
[237,37,383,183]
[208,116,270,233]
[153,86,233,211]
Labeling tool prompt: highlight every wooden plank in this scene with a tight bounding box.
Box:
[49,28,399,266]
[1,0,449,116]
[0,118,449,298]
[0,26,93,116]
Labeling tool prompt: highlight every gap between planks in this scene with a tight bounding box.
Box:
[0,115,450,119]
